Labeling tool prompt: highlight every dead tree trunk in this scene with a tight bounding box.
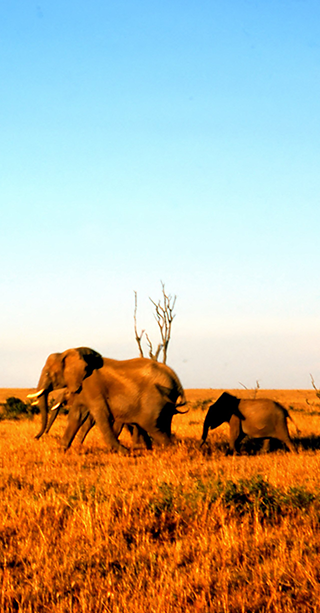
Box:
[133,282,176,364]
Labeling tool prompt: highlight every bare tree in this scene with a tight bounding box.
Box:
[310,374,320,399]
[133,282,176,364]
[239,380,260,399]
[133,291,144,358]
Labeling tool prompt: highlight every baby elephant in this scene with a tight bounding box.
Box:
[201,392,297,453]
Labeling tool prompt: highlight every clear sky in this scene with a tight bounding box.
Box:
[1,0,320,389]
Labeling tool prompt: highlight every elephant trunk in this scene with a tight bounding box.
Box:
[201,421,210,446]
[34,391,50,439]
[201,410,213,445]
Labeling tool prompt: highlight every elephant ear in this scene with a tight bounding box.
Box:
[61,347,103,394]
[76,347,103,376]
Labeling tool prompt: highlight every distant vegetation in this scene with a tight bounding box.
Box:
[0,396,38,421]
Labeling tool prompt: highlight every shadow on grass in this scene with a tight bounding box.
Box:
[295,435,320,451]
[199,435,320,455]
[45,431,320,457]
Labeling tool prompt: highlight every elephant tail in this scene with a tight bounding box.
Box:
[155,383,189,414]
[175,385,188,413]
[285,409,301,435]
[171,371,188,413]
[173,380,189,413]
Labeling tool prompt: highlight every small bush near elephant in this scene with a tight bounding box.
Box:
[0,396,39,420]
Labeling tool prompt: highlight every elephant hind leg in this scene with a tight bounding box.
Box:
[147,427,172,447]
[89,399,129,454]
[260,438,271,453]
[114,423,153,450]
[272,419,296,452]
[131,425,153,450]
[278,432,295,452]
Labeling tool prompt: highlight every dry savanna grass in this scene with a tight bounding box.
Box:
[1,388,320,612]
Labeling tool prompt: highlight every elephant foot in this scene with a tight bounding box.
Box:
[117,446,130,455]
[228,444,235,453]
[107,442,130,455]
[199,439,208,449]
[150,431,172,447]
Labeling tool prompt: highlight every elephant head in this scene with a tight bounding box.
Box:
[28,347,103,439]
[201,392,240,445]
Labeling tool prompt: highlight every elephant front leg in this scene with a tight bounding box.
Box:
[229,415,244,454]
[78,415,95,445]
[45,405,61,433]
[61,409,88,451]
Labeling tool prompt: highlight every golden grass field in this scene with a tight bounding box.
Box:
[1,387,320,612]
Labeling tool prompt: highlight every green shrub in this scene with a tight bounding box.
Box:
[0,396,39,420]
[149,475,319,527]
[219,474,282,518]
[189,398,214,412]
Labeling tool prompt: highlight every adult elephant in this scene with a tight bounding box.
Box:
[27,347,103,439]
[29,348,187,452]
[200,392,297,453]
[29,360,152,450]
[60,356,187,453]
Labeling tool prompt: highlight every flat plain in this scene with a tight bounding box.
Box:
[1,387,320,612]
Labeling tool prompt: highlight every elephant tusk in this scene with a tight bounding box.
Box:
[27,388,45,399]
[51,402,62,411]
[31,400,39,407]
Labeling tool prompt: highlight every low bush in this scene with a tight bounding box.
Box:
[188,398,214,412]
[0,396,39,420]
[149,475,319,525]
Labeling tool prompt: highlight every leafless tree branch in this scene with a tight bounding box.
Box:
[134,291,145,358]
[238,382,248,389]
[145,333,162,361]
[149,281,176,363]
[133,282,176,363]
[239,379,260,399]
[310,373,320,398]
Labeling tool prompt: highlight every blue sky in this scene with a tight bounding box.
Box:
[1,0,320,388]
